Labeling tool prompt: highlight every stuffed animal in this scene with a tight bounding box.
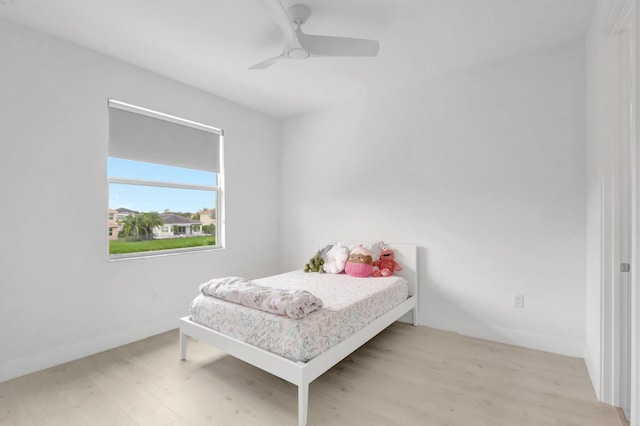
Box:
[304,245,333,273]
[344,245,373,277]
[372,247,403,277]
[322,245,349,274]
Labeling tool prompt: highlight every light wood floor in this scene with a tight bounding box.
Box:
[0,323,622,426]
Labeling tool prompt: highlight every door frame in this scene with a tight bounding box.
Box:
[598,0,637,424]
[617,10,633,420]
[633,2,639,423]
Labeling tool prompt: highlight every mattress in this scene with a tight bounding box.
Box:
[189,270,409,362]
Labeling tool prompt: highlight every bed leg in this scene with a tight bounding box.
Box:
[413,306,419,327]
[180,330,187,360]
[298,382,309,426]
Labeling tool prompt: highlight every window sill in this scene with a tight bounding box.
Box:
[107,245,224,262]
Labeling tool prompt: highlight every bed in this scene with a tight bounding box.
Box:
[179,242,418,426]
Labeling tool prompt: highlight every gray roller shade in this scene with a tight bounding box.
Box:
[108,100,221,173]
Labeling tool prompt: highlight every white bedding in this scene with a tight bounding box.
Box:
[189,270,409,362]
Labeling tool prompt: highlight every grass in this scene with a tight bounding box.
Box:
[109,236,216,255]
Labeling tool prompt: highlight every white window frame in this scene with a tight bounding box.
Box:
[107,100,225,260]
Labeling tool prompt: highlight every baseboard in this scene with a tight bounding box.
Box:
[425,316,586,358]
[615,407,630,426]
[583,343,602,400]
[0,317,178,383]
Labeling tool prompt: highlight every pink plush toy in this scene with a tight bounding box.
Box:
[372,248,403,277]
[344,245,373,277]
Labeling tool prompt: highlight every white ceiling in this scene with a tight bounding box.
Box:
[0,0,596,118]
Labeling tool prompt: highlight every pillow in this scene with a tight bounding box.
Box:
[322,245,349,274]
[336,240,386,261]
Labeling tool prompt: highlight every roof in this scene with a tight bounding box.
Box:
[160,214,202,225]
[116,207,139,214]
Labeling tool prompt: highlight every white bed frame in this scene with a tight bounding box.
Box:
[179,242,418,426]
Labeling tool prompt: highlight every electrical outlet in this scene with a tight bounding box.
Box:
[151,288,159,302]
[513,294,524,308]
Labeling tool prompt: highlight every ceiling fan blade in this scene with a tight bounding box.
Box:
[297,30,379,57]
[249,54,285,70]
[257,0,300,47]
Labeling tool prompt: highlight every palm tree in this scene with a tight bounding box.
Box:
[120,214,143,239]
[140,212,163,240]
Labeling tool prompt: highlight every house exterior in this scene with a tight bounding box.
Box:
[199,208,216,226]
[154,213,203,239]
[114,207,139,222]
[108,209,118,240]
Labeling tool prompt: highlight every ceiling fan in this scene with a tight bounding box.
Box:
[250,1,379,70]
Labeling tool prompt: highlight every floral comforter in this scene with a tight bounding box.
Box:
[189,270,409,362]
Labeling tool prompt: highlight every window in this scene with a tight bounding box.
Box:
[107,100,224,258]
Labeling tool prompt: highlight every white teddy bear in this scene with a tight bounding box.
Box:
[322,245,350,274]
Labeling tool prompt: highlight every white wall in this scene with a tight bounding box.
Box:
[0,19,281,382]
[279,42,587,357]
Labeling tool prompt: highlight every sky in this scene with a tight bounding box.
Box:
[108,158,217,213]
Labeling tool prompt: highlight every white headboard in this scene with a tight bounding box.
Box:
[317,240,418,298]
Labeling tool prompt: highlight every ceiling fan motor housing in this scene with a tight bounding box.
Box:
[288,4,311,26]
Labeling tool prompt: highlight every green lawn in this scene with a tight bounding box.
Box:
[109,236,216,254]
